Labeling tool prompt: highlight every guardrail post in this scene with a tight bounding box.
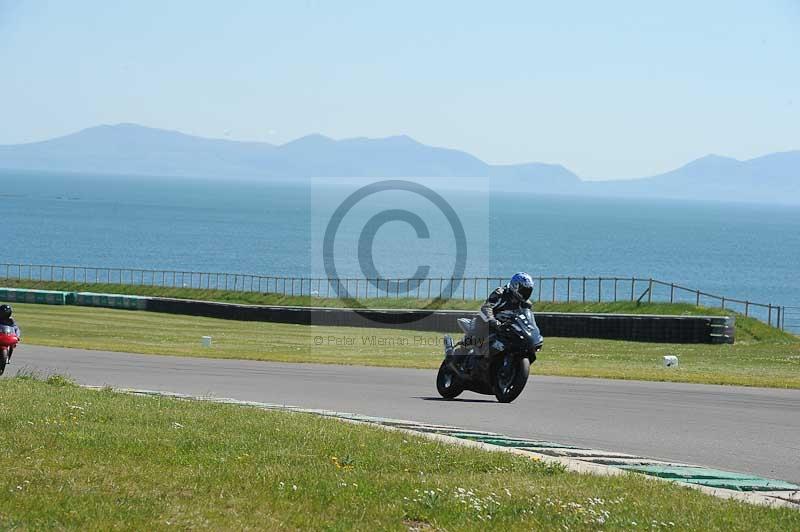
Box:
[721,297,726,310]
[745,301,749,316]
[648,279,653,303]
[696,289,700,306]
[582,277,586,302]
[768,304,772,326]
[566,277,571,302]
[670,283,675,303]
[598,277,602,302]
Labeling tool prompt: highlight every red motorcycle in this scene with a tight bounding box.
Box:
[0,325,19,376]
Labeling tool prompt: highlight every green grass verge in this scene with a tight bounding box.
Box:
[1,377,797,530]
[0,278,790,343]
[12,303,800,388]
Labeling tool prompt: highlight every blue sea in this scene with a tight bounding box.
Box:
[2,170,799,309]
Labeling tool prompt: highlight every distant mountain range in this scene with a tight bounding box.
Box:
[1,123,798,204]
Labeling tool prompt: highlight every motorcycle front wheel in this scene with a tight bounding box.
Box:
[436,360,464,399]
[0,349,7,376]
[492,355,530,403]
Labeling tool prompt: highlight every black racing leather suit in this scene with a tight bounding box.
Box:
[459,284,532,354]
[0,317,20,335]
[456,285,532,367]
[479,285,532,330]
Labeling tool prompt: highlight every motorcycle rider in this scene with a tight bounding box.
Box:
[480,272,535,332]
[0,304,21,360]
[457,272,535,362]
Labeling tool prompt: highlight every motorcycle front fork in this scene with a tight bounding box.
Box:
[444,335,456,357]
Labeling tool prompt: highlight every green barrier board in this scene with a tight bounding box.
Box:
[74,292,148,310]
[450,434,581,449]
[619,465,800,492]
[0,287,68,305]
[680,478,800,492]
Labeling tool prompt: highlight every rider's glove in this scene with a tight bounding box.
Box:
[488,318,500,331]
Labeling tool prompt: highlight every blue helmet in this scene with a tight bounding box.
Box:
[509,272,534,301]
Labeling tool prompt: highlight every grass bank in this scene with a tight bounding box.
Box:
[1,376,797,530]
[12,303,800,388]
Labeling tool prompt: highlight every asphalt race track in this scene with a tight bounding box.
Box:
[9,345,800,484]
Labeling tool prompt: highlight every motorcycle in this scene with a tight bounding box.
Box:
[0,325,19,376]
[436,308,543,403]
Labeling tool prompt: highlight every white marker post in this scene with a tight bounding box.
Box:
[663,355,678,368]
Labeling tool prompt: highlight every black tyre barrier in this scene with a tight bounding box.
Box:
[144,297,734,344]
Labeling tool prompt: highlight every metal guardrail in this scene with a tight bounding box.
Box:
[0,262,788,328]
[781,306,800,334]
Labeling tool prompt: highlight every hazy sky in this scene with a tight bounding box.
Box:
[1,1,798,179]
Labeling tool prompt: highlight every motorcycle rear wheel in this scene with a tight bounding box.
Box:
[492,355,530,403]
[436,360,464,399]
